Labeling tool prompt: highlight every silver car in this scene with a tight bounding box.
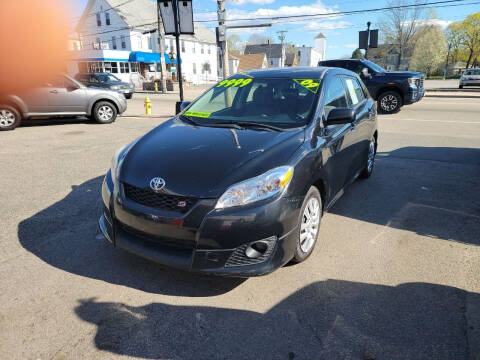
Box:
[459,69,480,89]
[0,74,127,131]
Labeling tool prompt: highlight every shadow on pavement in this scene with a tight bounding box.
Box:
[330,146,480,246]
[17,176,245,297]
[74,280,480,359]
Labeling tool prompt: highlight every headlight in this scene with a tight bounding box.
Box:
[407,77,418,87]
[110,140,137,183]
[215,166,294,209]
[110,85,120,90]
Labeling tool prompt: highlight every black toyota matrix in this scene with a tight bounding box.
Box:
[99,67,378,276]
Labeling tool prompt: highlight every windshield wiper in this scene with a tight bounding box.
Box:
[181,115,243,130]
[180,114,203,127]
[228,121,284,132]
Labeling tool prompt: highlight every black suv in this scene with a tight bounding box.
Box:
[75,73,134,99]
[319,59,424,114]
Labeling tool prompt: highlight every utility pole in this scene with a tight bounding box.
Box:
[156,0,167,93]
[217,0,229,79]
[277,30,287,67]
[365,21,371,60]
[171,0,184,101]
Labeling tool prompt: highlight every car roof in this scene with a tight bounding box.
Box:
[245,66,330,79]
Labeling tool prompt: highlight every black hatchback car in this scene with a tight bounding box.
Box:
[75,73,134,99]
[99,67,378,276]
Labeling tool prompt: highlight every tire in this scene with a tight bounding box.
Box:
[92,101,117,124]
[459,85,463,89]
[378,91,402,114]
[0,105,21,131]
[359,137,377,179]
[292,186,322,263]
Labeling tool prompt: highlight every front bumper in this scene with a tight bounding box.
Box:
[405,87,425,104]
[459,79,480,86]
[99,172,302,276]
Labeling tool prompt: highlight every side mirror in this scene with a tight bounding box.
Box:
[361,68,372,79]
[176,101,191,114]
[325,108,355,126]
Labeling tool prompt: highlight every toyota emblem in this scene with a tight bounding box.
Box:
[150,177,166,192]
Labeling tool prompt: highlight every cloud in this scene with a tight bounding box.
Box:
[402,18,453,29]
[228,0,275,5]
[299,20,351,32]
[343,43,357,48]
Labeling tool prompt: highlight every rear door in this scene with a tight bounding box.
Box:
[341,75,374,178]
[46,75,88,114]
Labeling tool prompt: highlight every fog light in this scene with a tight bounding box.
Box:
[245,240,270,259]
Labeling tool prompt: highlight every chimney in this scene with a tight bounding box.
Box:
[267,39,270,44]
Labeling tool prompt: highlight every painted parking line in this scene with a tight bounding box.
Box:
[381,118,480,124]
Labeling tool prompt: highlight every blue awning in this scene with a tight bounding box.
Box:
[128,51,181,64]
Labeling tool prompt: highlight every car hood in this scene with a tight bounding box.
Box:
[380,71,424,78]
[120,118,305,198]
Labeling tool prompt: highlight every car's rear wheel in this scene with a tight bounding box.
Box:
[0,105,21,131]
[378,91,402,114]
[292,186,322,263]
[93,101,117,124]
[360,137,377,179]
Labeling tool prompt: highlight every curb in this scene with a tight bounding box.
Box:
[425,93,480,99]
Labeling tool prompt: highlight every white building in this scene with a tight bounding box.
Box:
[297,33,327,67]
[244,44,285,68]
[69,0,218,86]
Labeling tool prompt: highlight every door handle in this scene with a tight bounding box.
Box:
[49,90,58,94]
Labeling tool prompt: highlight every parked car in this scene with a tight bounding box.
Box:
[99,67,378,276]
[75,73,134,99]
[0,74,127,131]
[318,59,425,114]
[459,69,480,88]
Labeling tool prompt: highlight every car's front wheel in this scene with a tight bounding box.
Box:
[0,105,21,131]
[93,101,117,124]
[292,186,322,263]
[378,91,402,114]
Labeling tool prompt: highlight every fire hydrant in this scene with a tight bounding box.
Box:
[144,96,152,115]
[154,82,159,92]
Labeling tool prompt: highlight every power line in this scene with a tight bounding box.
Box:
[70,0,135,21]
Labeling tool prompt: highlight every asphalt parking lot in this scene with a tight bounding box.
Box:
[1,96,479,359]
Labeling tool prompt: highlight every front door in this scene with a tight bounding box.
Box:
[46,75,87,114]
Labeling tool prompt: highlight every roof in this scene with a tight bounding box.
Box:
[315,33,326,39]
[77,0,215,43]
[244,44,283,59]
[230,53,267,71]
[246,67,328,79]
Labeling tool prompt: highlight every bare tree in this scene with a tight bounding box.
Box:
[247,33,274,45]
[380,0,425,70]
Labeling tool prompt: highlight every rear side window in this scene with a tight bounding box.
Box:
[323,76,348,118]
[343,77,365,105]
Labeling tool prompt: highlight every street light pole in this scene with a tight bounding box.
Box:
[156,0,167,93]
[365,21,371,60]
[171,0,184,102]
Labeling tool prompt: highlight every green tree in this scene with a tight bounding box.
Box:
[351,48,364,59]
[227,34,243,55]
[410,25,447,76]
[445,22,464,70]
[460,12,480,68]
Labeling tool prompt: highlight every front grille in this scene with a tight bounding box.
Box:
[123,183,197,213]
[225,239,276,267]
[119,222,196,251]
[416,77,424,89]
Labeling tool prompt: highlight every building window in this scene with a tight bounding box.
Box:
[193,63,196,74]
[130,62,139,73]
[148,37,152,50]
[121,35,126,49]
[181,41,185,53]
[93,37,101,49]
[96,13,101,26]
[112,36,117,50]
[270,60,273,66]
[192,43,195,54]
[111,62,118,73]
[105,12,110,26]
[208,45,211,55]
[201,44,204,54]
[120,62,130,73]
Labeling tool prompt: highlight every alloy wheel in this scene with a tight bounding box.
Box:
[98,106,114,121]
[300,197,320,253]
[0,110,16,128]
[367,140,375,173]
[380,94,398,112]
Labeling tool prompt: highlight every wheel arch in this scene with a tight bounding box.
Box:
[312,177,327,211]
[374,86,404,102]
[88,98,120,116]
[0,96,27,118]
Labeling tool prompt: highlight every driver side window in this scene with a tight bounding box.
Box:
[323,76,348,119]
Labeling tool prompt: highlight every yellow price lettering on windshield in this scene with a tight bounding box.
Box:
[217,78,252,88]
[293,79,321,94]
[184,110,211,118]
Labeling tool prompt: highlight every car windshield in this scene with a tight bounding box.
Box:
[183,76,321,129]
[97,74,120,82]
[465,69,480,75]
[364,60,386,73]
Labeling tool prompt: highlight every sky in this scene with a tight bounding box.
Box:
[69,0,477,59]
